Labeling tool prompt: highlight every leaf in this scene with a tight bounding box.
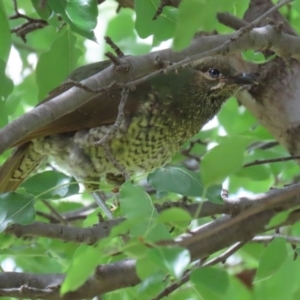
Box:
[255,237,288,282]
[267,210,292,229]
[0,2,11,63]
[60,244,101,294]
[158,208,192,227]
[136,252,163,280]
[191,267,229,295]
[147,246,190,279]
[201,136,252,187]
[47,0,97,40]
[173,0,204,51]
[236,165,271,181]
[135,0,158,38]
[173,0,245,50]
[135,0,176,42]
[65,0,98,32]
[21,170,79,199]
[218,99,257,135]
[106,9,151,55]
[138,272,165,298]
[148,166,204,197]
[36,29,82,99]
[31,0,52,19]
[0,192,35,232]
[0,59,13,100]
[119,182,170,241]
[122,238,149,259]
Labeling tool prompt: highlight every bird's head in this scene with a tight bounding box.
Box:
[192,56,258,102]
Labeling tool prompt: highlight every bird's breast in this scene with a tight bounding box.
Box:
[32,107,199,185]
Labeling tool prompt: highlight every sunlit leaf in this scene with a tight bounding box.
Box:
[120,182,170,241]
[21,170,79,199]
[255,237,288,282]
[149,246,190,279]
[201,136,252,187]
[61,244,102,294]
[148,166,204,197]
[191,267,229,295]
[158,208,192,226]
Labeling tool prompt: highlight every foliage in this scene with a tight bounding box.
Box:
[1,0,300,299]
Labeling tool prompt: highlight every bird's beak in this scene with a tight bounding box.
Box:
[223,73,259,85]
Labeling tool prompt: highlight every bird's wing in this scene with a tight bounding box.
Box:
[13,89,140,146]
[0,144,36,192]
[11,59,140,146]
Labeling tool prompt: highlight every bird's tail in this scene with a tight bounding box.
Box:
[0,143,44,193]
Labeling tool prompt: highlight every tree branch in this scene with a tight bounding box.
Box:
[2,185,300,299]
[5,183,300,245]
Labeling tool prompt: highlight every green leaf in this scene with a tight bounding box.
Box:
[122,238,149,259]
[0,97,8,128]
[138,272,165,298]
[36,29,82,99]
[218,99,257,135]
[0,2,11,63]
[158,208,192,227]
[236,165,271,181]
[255,237,288,282]
[254,254,300,299]
[60,244,101,294]
[135,0,157,38]
[47,0,97,40]
[191,267,229,295]
[0,59,13,100]
[201,136,251,187]
[147,246,190,279]
[31,0,52,19]
[152,7,177,43]
[173,0,242,51]
[120,182,170,241]
[148,166,204,197]
[135,0,176,42]
[173,0,204,51]
[267,210,292,229]
[21,170,79,199]
[106,9,151,55]
[0,192,35,232]
[136,252,163,280]
[65,0,98,32]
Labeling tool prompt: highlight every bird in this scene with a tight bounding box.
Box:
[0,56,257,194]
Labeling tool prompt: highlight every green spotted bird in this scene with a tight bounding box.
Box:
[0,56,256,192]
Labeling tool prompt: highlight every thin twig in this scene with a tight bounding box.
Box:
[252,234,300,244]
[95,88,130,180]
[41,200,69,225]
[10,0,48,42]
[244,154,300,168]
[152,0,181,20]
[203,241,247,266]
[152,241,245,300]
[104,36,124,58]
[96,88,129,146]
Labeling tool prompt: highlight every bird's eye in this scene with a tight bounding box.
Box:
[208,68,220,78]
